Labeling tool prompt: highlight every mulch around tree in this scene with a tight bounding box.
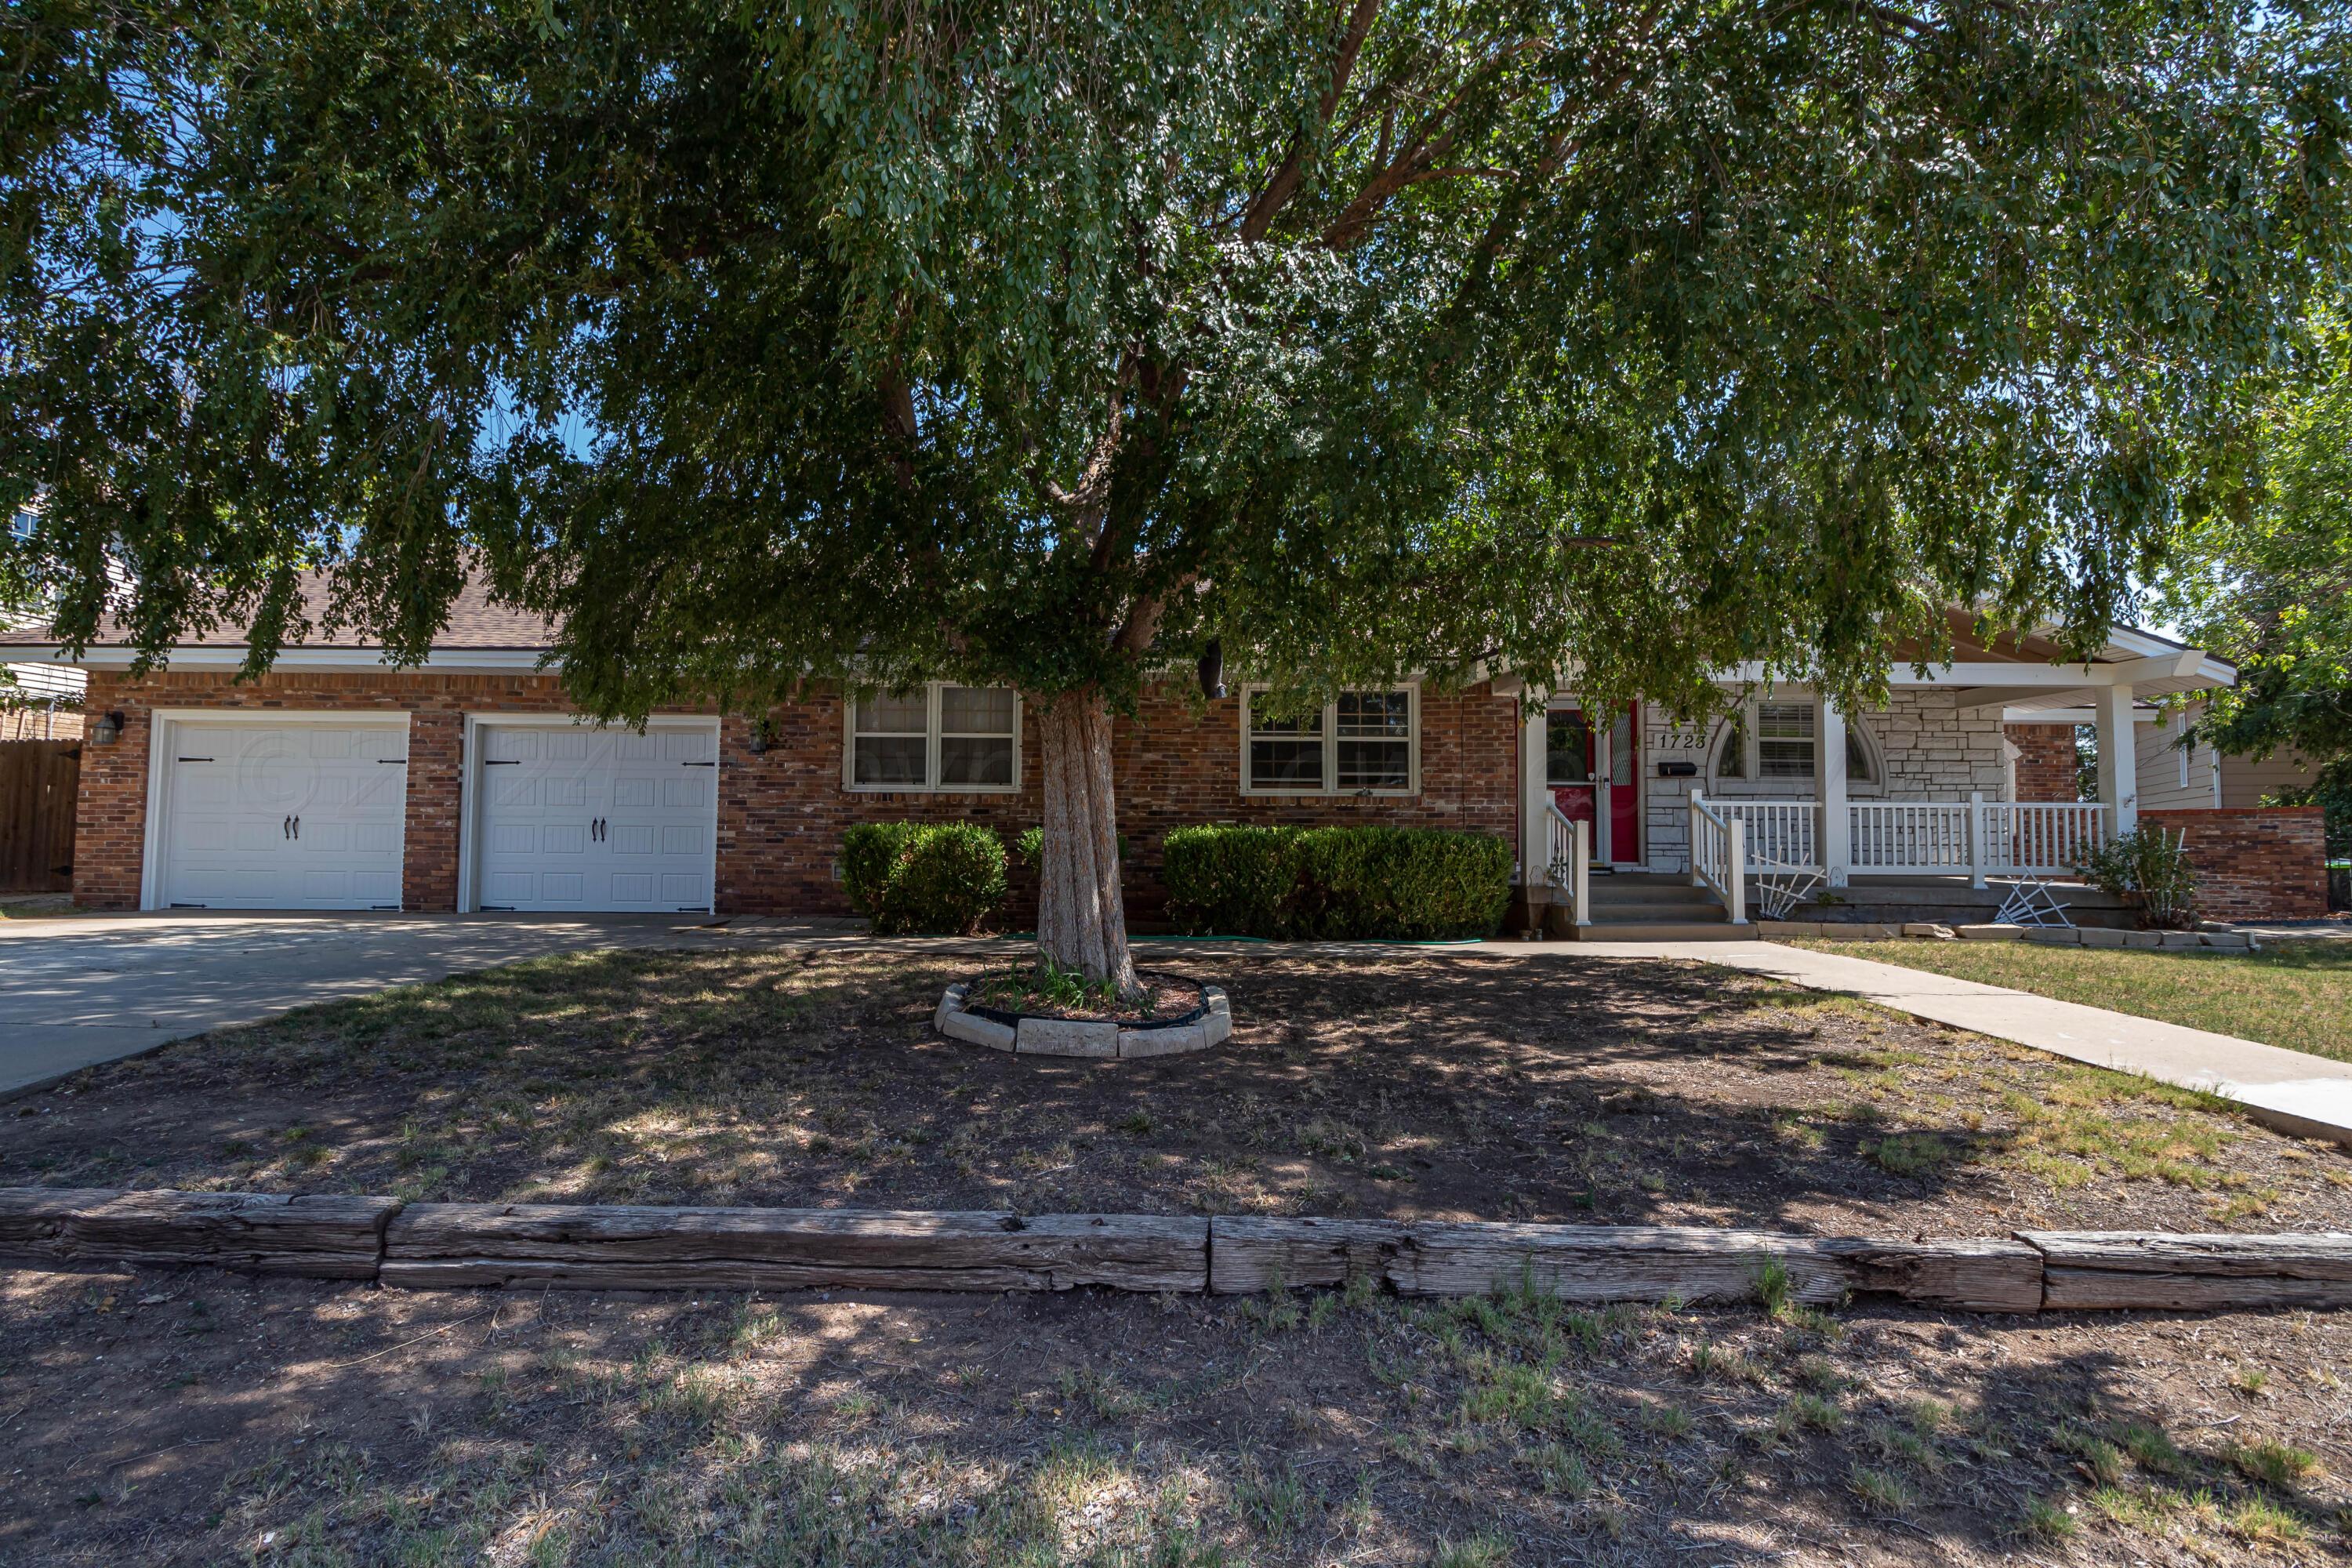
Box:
[5,948,2348,1238]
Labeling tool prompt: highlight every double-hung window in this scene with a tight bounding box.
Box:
[848,684,1019,791]
[1243,687,1417,795]
[1714,699,1876,786]
[1755,702,1816,779]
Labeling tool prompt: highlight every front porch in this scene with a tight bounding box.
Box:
[1511,616,2234,936]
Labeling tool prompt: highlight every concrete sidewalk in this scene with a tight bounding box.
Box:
[1624,939,2352,1146]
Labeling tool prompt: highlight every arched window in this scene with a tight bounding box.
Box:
[1711,701,1880,786]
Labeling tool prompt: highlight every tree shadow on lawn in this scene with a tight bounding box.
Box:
[1,1256,2344,1568]
[12,947,2346,1238]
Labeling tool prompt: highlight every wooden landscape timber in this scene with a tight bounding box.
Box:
[379,1203,1209,1294]
[1207,1218,2047,1312]
[2025,1230,2352,1311]
[0,1187,399,1279]
[0,1189,2343,1315]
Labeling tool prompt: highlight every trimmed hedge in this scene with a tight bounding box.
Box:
[1162,824,1512,940]
[841,822,1009,935]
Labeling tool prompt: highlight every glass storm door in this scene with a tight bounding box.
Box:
[1546,709,1596,834]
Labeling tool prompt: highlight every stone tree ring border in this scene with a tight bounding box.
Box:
[934,978,1232,1059]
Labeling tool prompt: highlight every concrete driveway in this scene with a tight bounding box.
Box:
[0,911,752,1099]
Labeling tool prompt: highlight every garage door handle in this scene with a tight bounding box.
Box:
[682,760,715,767]
[292,815,299,839]
[283,815,292,840]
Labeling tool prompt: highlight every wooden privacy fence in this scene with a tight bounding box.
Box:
[0,739,78,893]
[3,1189,2349,1315]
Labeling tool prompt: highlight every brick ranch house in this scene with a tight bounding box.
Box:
[0,592,2325,926]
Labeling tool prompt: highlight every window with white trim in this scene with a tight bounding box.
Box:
[1756,702,1815,778]
[1243,688,1417,795]
[1712,700,1877,786]
[848,684,1018,791]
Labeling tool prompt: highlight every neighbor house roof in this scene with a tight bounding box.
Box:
[0,572,560,672]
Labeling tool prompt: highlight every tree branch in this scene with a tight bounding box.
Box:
[1238,0,1384,244]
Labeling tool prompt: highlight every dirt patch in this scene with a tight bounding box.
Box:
[2,1263,2346,1566]
[5,949,2348,1235]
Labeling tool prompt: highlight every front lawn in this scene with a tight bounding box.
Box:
[1790,939,2352,1063]
[5,1259,2350,1566]
[8,948,2350,1235]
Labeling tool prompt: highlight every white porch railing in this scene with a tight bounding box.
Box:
[1693,793,2107,884]
[1688,795,1748,924]
[1984,801,2107,877]
[1849,800,1973,875]
[1543,802,1592,927]
[1717,800,1817,870]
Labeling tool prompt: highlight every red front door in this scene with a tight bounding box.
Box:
[1550,703,1640,863]
[1606,702,1640,863]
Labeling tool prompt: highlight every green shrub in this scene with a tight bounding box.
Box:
[1161,825,1301,936]
[840,822,1009,934]
[1161,824,1511,940]
[2073,826,2200,929]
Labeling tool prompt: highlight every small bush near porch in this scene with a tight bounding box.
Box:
[1792,939,2352,1064]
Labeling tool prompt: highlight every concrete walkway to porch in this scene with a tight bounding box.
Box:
[1567,937,2352,1146]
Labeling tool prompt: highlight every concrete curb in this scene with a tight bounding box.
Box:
[3,1189,2347,1315]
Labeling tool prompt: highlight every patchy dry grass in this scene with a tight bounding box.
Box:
[2,1264,2348,1567]
[7,948,2348,1234]
[1791,938,2352,1062]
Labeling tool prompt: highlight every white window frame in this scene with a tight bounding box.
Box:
[1708,697,1882,794]
[841,682,1022,794]
[1240,684,1421,797]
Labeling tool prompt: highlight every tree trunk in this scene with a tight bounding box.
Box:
[1034,688,1140,996]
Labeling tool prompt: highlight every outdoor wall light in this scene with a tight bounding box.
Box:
[89,710,125,746]
[746,717,772,756]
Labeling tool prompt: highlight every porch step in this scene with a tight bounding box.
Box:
[1555,874,1752,940]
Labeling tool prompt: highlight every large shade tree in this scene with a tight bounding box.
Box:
[4,0,2346,989]
[2162,303,2352,855]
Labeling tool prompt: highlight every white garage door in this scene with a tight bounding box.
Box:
[158,722,409,909]
[474,724,717,912]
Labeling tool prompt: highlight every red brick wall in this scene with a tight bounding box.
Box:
[2006,723,2080,803]
[717,682,1520,919]
[75,671,1521,918]
[2140,807,2327,922]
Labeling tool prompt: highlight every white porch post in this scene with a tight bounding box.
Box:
[2093,680,2140,839]
[1817,693,1851,887]
[1519,698,1549,901]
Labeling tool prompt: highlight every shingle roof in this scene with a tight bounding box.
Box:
[0,572,558,652]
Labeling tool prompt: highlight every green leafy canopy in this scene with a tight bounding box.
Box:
[4,0,2347,719]
[2161,298,2352,851]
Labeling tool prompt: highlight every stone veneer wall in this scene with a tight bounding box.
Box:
[2140,807,2328,922]
[1638,691,2024,873]
[74,670,1519,917]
